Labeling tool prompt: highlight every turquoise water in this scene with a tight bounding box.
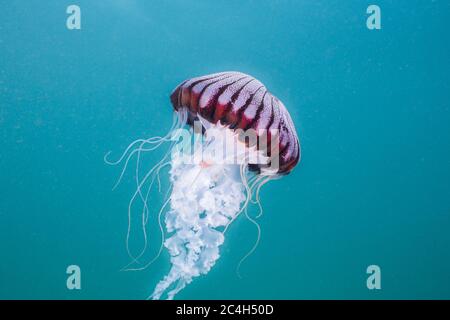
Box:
[1,0,450,299]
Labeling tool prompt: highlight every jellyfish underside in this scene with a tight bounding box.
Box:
[105,108,275,300]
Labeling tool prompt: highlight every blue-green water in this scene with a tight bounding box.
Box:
[1,0,449,299]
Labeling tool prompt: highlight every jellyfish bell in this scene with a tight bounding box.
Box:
[170,71,300,175]
[105,71,301,300]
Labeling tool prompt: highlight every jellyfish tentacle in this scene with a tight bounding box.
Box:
[248,175,264,205]
[223,161,252,234]
[142,161,171,226]
[122,194,171,272]
[156,161,171,193]
[118,110,189,265]
[104,135,170,167]
[234,162,263,278]
[132,132,182,261]
[112,138,168,190]
[105,111,181,190]
[104,138,147,165]
[235,174,275,277]
[252,177,265,215]
[125,142,175,264]
[133,143,170,262]
[133,140,152,263]
[236,208,261,279]
[136,184,174,270]
[253,176,272,219]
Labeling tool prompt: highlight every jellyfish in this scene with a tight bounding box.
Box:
[105,71,300,300]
